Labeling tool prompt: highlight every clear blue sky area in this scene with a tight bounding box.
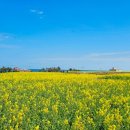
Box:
[0,0,130,70]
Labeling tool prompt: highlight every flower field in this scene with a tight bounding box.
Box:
[0,72,130,130]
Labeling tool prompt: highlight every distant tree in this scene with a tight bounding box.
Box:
[40,67,61,72]
[69,68,73,71]
[0,67,30,73]
[68,68,79,71]
[39,68,46,72]
[0,67,6,73]
[57,66,61,71]
[0,67,13,73]
[7,67,12,72]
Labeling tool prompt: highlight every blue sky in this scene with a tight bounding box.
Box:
[0,0,130,70]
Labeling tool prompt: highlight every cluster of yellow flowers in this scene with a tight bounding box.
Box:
[0,72,130,130]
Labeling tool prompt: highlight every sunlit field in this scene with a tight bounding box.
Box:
[0,72,130,130]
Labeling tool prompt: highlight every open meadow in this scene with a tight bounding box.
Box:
[0,72,130,130]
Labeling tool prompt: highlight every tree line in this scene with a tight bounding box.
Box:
[39,67,79,72]
[0,67,20,73]
[40,67,61,72]
[0,66,80,73]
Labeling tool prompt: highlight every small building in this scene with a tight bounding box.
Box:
[13,67,31,72]
[109,67,122,72]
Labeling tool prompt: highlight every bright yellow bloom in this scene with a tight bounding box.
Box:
[35,125,39,130]
[52,105,58,113]
[64,119,69,125]
[108,125,116,130]
[43,108,49,113]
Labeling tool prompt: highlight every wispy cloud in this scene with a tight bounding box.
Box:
[0,44,20,49]
[34,51,130,63]
[0,33,15,41]
[30,9,44,19]
[85,51,130,62]
[88,51,130,57]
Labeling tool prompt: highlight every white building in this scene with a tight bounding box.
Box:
[109,67,122,72]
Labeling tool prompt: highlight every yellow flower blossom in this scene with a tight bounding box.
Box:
[64,119,69,125]
[52,105,58,113]
[108,125,116,130]
[43,108,49,113]
[35,125,39,130]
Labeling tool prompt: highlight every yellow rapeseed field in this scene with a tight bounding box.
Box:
[0,72,130,130]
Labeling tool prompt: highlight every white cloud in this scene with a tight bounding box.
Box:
[85,51,130,62]
[37,11,44,15]
[30,9,44,17]
[34,51,130,63]
[0,44,20,49]
[28,51,130,70]
[30,9,37,13]
[0,33,15,41]
[88,51,130,57]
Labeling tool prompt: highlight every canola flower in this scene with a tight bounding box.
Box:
[0,72,130,129]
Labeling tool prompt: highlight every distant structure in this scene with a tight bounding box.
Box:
[13,67,31,72]
[109,67,122,72]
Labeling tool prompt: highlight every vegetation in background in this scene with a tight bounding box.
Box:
[40,67,61,72]
[39,67,80,72]
[0,67,20,73]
